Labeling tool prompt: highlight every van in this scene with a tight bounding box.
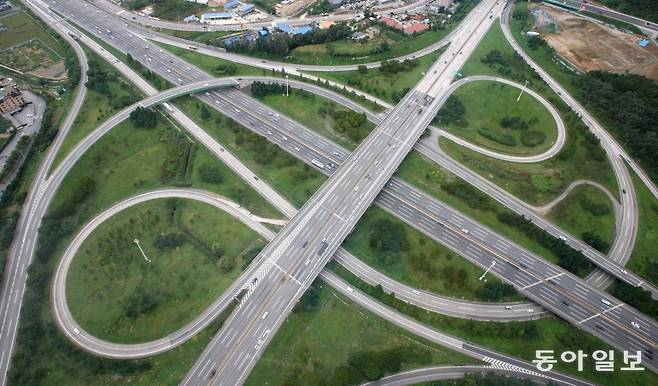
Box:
[261,311,269,320]
[346,287,354,294]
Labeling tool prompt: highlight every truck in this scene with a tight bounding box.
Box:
[317,239,329,256]
[162,102,174,113]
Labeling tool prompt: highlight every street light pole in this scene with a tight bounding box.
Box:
[286,75,289,97]
[516,80,529,102]
[133,238,152,263]
[478,261,496,281]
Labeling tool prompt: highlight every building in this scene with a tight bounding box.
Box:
[201,12,232,23]
[380,16,403,30]
[0,78,24,115]
[237,4,255,16]
[403,22,429,35]
[185,0,208,4]
[276,22,313,35]
[224,0,239,10]
[183,15,199,22]
[352,31,367,40]
[639,39,650,47]
[328,0,343,6]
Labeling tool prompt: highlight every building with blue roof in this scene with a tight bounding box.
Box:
[639,39,650,47]
[276,22,313,35]
[201,12,232,23]
[183,15,199,23]
[224,0,239,10]
[237,4,255,16]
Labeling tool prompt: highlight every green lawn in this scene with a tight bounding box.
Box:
[442,80,559,156]
[333,264,658,386]
[52,47,143,169]
[627,171,658,287]
[174,96,327,207]
[0,11,65,54]
[310,49,445,103]
[247,281,474,386]
[251,87,372,150]
[67,199,265,343]
[548,185,615,254]
[343,206,520,302]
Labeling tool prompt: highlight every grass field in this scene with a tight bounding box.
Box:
[247,281,474,385]
[174,95,327,207]
[627,172,658,287]
[548,185,615,254]
[334,264,658,386]
[0,11,65,54]
[446,22,618,206]
[67,199,265,343]
[52,47,143,169]
[442,80,559,156]
[343,207,520,301]
[311,49,444,103]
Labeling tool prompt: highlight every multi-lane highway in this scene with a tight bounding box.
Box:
[182,1,506,384]
[37,0,658,374]
[5,0,657,384]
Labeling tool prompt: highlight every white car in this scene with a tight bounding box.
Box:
[73,328,81,335]
[460,228,469,234]
[601,299,611,306]
[261,311,269,320]
[346,287,354,294]
[631,321,640,329]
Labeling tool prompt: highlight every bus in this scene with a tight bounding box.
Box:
[311,159,325,169]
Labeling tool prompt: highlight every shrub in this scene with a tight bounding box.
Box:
[520,130,546,147]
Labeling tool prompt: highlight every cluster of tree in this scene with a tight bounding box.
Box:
[124,289,161,319]
[379,59,418,75]
[225,24,353,57]
[391,86,411,103]
[250,81,286,97]
[198,163,224,184]
[86,60,138,109]
[346,346,432,381]
[475,281,517,302]
[308,0,333,15]
[0,136,30,182]
[441,265,469,290]
[159,130,195,185]
[478,127,516,146]
[436,95,466,126]
[211,63,237,76]
[52,176,97,218]
[154,232,186,249]
[129,107,157,129]
[579,194,611,216]
[581,231,610,254]
[126,53,168,89]
[294,285,320,313]
[217,255,235,273]
[500,115,530,130]
[330,110,369,142]
[369,218,409,266]
[609,281,658,319]
[577,71,658,182]
[441,180,496,212]
[409,252,440,280]
[480,48,509,67]
[496,212,594,276]
[240,245,263,271]
[598,0,658,24]
[520,130,546,147]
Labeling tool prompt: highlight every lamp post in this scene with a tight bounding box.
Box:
[133,238,152,263]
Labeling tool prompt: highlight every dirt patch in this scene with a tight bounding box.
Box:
[27,60,68,80]
[530,4,658,81]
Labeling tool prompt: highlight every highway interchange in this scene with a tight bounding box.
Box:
[1,0,657,384]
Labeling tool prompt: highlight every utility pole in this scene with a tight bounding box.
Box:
[516,80,529,102]
[479,261,496,281]
[133,238,152,263]
[286,75,289,97]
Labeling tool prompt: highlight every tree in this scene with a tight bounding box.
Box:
[129,107,157,129]
[200,106,211,120]
[218,255,235,273]
[436,95,466,126]
[357,65,367,74]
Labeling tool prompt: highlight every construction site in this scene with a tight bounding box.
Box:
[529,3,658,81]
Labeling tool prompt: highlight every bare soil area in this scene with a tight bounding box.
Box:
[532,4,658,81]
